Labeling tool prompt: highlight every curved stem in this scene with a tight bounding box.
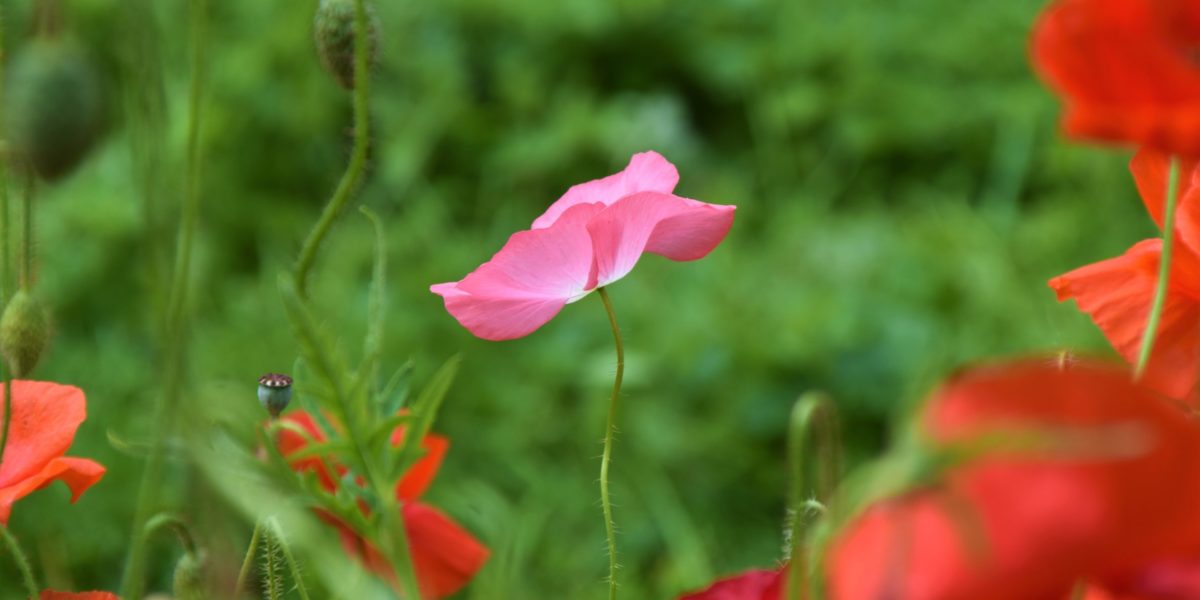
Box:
[1135,156,1181,378]
[120,0,206,597]
[597,287,623,600]
[268,518,312,600]
[0,524,39,599]
[785,393,840,600]
[234,520,263,597]
[293,0,372,298]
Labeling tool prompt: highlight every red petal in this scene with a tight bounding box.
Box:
[678,569,784,600]
[277,411,341,492]
[404,502,490,599]
[0,456,106,524]
[395,433,448,502]
[1049,239,1200,399]
[0,381,88,488]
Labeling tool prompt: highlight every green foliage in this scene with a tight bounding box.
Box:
[0,0,1151,598]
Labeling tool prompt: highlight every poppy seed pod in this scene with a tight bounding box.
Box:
[0,290,50,378]
[257,373,293,418]
[172,550,206,600]
[314,0,380,89]
[6,37,105,181]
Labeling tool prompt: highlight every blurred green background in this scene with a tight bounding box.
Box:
[0,0,1156,598]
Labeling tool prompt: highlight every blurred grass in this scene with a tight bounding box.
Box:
[0,0,1154,598]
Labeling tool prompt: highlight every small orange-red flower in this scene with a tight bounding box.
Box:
[0,380,105,524]
[826,360,1200,600]
[277,411,488,599]
[677,569,784,600]
[1032,0,1200,154]
[40,592,119,600]
[1050,149,1200,400]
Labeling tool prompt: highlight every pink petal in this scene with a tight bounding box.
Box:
[531,151,679,229]
[587,191,736,287]
[0,456,105,524]
[431,203,602,340]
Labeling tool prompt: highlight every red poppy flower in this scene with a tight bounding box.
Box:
[826,360,1200,600]
[1032,0,1200,154]
[40,592,119,600]
[0,380,105,524]
[277,411,488,599]
[678,569,784,600]
[1050,149,1200,400]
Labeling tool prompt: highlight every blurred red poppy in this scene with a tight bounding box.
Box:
[1032,0,1200,154]
[0,380,105,524]
[1050,149,1200,400]
[826,360,1200,600]
[40,593,119,600]
[678,569,784,600]
[277,411,489,599]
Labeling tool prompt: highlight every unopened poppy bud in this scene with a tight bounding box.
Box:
[6,36,105,181]
[258,373,293,418]
[313,0,380,89]
[0,290,49,378]
[172,550,206,600]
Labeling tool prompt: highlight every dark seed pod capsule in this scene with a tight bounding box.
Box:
[172,550,207,600]
[6,37,105,181]
[258,373,293,418]
[313,0,380,89]
[0,290,49,378]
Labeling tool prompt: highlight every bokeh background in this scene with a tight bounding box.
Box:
[0,0,1155,597]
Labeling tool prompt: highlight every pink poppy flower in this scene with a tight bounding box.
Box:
[431,151,736,340]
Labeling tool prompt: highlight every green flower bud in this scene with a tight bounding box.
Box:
[172,550,207,600]
[0,290,49,378]
[6,37,105,181]
[314,0,380,89]
[258,373,293,419]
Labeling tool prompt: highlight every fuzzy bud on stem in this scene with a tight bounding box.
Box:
[0,290,48,377]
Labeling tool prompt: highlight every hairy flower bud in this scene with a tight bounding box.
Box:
[6,37,105,181]
[0,290,49,378]
[314,0,380,89]
[172,550,207,600]
[258,373,293,418]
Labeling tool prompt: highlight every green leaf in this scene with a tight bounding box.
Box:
[356,206,387,407]
[391,355,460,480]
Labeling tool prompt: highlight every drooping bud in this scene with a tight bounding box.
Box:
[0,290,49,378]
[313,0,380,89]
[172,550,207,600]
[258,373,293,418]
[6,36,105,181]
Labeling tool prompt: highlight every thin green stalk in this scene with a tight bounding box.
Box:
[234,520,263,597]
[120,0,207,597]
[268,518,312,600]
[0,524,39,599]
[1135,156,1181,378]
[0,0,10,306]
[597,287,624,600]
[785,393,839,600]
[0,372,11,474]
[293,0,372,297]
[263,528,283,600]
[19,175,32,291]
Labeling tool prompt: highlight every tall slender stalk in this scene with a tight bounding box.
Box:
[597,287,624,600]
[1135,156,1180,378]
[293,0,373,297]
[120,0,207,597]
[234,520,263,596]
[0,524,38,598]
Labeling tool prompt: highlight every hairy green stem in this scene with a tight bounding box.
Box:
[269,518,312,600]
[786,393,840,600]
[120,0,206,597]
[0,524,39,599]
[597,287,624,600]
[1135,156,1181,378]
[293,0,373,297]
[234,520,263,597]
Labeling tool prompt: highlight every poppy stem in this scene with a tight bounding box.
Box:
[1135,156,1181,378]
[786,393,841,600]
[293,0,373,299]
[234,519,263,596]
[596,286,623,600]
[0,524,39,599]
